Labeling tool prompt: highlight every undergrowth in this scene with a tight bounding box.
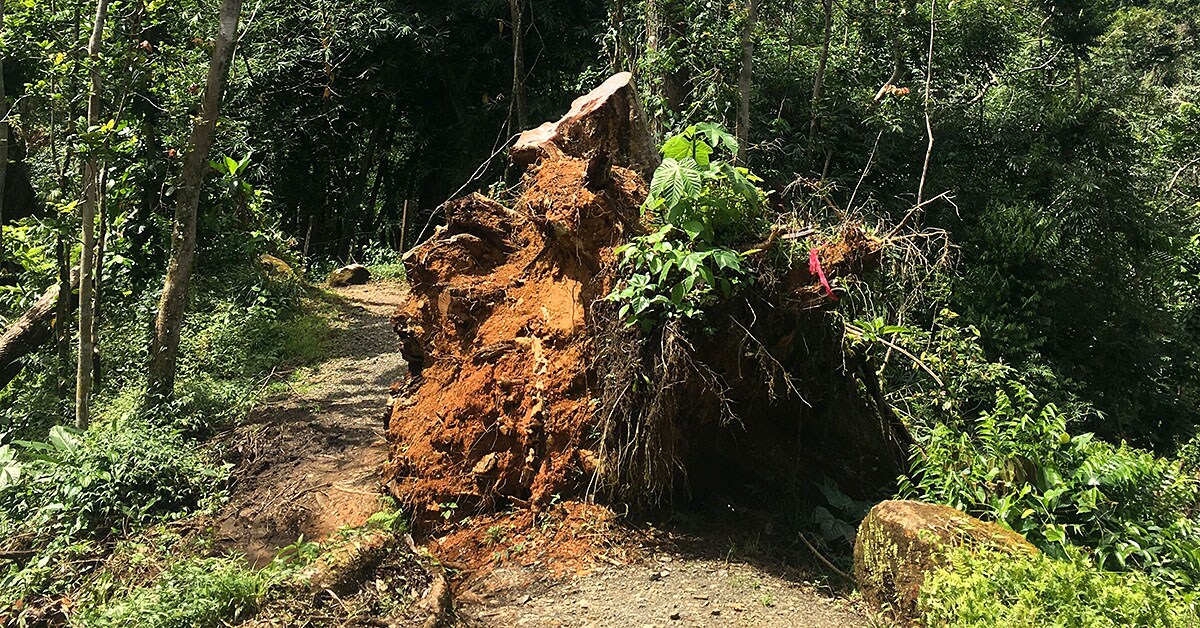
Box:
[920,547,1200,627]
[0,251,338,622]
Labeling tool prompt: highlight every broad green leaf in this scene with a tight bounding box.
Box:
[48,425,81,454]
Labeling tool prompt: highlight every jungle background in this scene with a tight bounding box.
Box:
[1,0,1199,625]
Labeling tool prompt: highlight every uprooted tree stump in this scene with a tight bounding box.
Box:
[384,73,911,534]
[853,500,1039,624]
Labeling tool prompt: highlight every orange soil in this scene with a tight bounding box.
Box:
[384,158,645,534]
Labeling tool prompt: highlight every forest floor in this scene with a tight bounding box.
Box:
[211,279,874,627]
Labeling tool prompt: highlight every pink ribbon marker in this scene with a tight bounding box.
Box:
[809,248,839,301]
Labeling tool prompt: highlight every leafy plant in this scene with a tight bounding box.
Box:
[0,420,228,543]
[607,123,764,329]
[608,225,748,329]
[900,383,1200,587]
[920,547,1200,627]
[645,122,765,242]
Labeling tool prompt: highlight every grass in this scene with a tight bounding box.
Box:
[367,261,406,282]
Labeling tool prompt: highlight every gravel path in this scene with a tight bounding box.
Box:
[458,551,870,628]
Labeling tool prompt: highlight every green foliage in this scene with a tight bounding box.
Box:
[0,420,226,543]
[359,244,407,282]
[646,123,765,242]
[920,547,1200,627]
[609,225,748,329]
[608,123,762,329]
[76,555,282,628]
[901,383,1200,587]
[0,419,228,613]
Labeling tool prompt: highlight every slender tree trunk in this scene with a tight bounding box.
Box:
[0,0,8,265]
[735,0,758,164]
[915,0,936,207]
[809,0,832,144]
[645,0,661,137]
[509,0,528,129]
[147,0,243,402]
[400,199,409,252]
[55,233,71,398]
[611,0,625,72]
[91,168,108,389]
[76,0,110,430]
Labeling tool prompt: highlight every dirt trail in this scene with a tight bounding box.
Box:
[208,278,871,626]
[460,556,868,628]
[213,281,407,566]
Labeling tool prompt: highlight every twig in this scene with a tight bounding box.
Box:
[799,533,852,582]
[915,0,937,208]
[1167,157,1200,193]
[844,323,944,387]
[847,129,883,213]
[884,191,951,239]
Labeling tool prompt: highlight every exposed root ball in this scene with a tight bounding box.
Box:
[384,159,645,531]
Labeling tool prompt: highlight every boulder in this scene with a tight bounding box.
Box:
[853,500,1037,624]
[328,264,371,287]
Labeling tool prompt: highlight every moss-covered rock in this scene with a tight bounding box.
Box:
[853,500,1037,624]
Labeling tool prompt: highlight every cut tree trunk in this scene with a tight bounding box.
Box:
[76,0,111,429]
[147,0,243,402]
[510,72,660,182]
[0,271,80,391]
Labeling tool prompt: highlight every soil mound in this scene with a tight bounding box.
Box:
[383,75,909,540]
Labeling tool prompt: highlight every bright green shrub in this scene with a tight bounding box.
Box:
[900,383,1200,586]
[607,123,763,329]
[920,548,1200,627]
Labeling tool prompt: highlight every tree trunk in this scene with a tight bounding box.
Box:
[75,0,110,430]
[509,0,528,130]
[91,167,109,389]
[55,233,71,398]
[735,0,758,164]
[809,0,832,145]
[0,269,79,392]
[147,0,243,402]
[644,0,660,137]
[0,0,8,265]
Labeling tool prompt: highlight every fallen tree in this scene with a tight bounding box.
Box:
[0,272,79,391]
[384,73,910,533]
